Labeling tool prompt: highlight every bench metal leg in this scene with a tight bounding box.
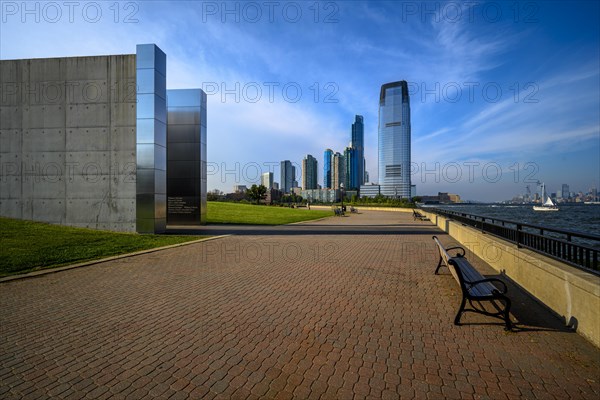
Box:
[455,295,512,330]
[435,256,443,274]
[501,296,512,331]
[454,296,466,325]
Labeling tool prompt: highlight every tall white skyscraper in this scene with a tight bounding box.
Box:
[378,81,411,198]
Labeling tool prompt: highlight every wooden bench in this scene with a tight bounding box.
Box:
[413,209,429,221]
[432,236,512,330]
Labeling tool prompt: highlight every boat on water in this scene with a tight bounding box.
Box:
[533,197,559,211]
[533,183,559,211]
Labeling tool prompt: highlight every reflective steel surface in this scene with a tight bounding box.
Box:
[136,44,167,233]
[166,89,207,225]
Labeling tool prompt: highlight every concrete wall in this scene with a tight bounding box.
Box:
[421,210,600,348]
[0,55,137,231]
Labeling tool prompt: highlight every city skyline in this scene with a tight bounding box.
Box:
[1,1,598,201]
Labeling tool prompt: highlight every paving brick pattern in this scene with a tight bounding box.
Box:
[1,211,599,399]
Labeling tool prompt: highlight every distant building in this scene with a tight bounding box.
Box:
[273,182,279,190]
[562,184,570,199]
[265,188,282,204]
[360,184,381,198]
[280,160,295,193]
[344,190,358,200]
[420,192,461,204]
[351,115,365,188]
[344,146,359,190]
[332,152,345,190]
[448,193,461,203]
[323,149,333,189]
[233,185,247,193]
[261,172,274,189]
[302,154,318,189]
[378,81,411,198]
[301,189,340,203]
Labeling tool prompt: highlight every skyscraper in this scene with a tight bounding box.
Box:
[280,160,295,193]
[332,152,346,191]
[323,149,333,189]
[562,184,570,199]
[292,166,298,189]
[351,115,365,189]
[261,172,274,189]
[302,154,318,189]
[378,81,411,198]
[344,146,358,190]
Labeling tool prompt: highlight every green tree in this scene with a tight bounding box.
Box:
[246,184,268,205]
[207,189,224,201]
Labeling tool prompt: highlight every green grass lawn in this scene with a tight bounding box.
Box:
[206,202,333,225]
[0,218,206,277]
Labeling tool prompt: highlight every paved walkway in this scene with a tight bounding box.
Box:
[1,210,599,399]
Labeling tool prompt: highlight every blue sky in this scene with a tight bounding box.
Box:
[1,1,599,201]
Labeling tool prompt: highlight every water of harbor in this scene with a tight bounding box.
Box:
[428,203,600,237]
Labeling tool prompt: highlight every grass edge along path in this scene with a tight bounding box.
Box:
[0,217,206,277]
[206,201,333,225]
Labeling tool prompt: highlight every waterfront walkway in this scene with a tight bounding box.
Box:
[1,210,599,399]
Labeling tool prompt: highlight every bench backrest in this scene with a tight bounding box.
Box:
[432,236,452,265]
[447,257,469,289]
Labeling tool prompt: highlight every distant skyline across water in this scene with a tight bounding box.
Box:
[432,203,600,237]
[2,1,598,201]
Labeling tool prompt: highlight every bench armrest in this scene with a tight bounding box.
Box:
[468,278,508,294]
[445,246,465,257]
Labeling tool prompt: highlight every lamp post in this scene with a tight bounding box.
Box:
[340,183,345,213]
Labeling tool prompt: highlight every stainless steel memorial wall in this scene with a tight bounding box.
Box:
[135,44,167,233]
[166,89,207,225]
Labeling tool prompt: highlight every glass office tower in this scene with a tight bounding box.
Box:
[351,115,364,189]
[344,146,358,190]
[280,160,294,193]
[378,81,411,198]
[323,149,333,189]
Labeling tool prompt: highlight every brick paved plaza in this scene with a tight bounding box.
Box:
[1,210,599,399]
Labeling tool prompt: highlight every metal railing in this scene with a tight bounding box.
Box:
[424,207,600,274]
